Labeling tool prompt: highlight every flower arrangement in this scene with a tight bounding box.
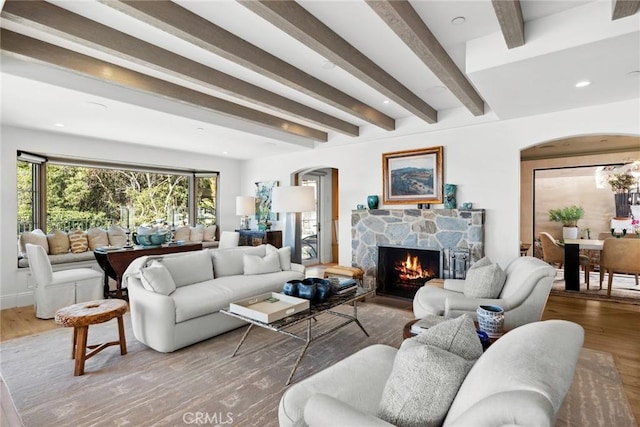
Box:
[607,172,636,193]
[548,205,584,227]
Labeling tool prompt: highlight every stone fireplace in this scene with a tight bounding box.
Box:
[352,208,485,290]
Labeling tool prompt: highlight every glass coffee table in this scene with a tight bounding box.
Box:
[221,287,374,385]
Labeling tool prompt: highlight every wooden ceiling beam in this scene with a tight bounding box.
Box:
[0,29,327,143]
[1,1,357,137]
[612,0,640,20]
[105,0,395,131]
[239,0,437,124]
[366,0,484,116]
[491,0,525,49]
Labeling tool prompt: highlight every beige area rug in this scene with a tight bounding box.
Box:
[551,269,640,305]
[1,304,635,427]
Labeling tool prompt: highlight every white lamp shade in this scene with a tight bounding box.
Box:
[272,186,315,213]
[236,196,256,216]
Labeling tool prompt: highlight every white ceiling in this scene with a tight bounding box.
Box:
[1,0,639,160]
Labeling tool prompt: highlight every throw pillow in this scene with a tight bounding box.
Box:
[189,225,205,242]
[160,250,214,287]
[266,244,292,271]
[203,225,217,242]
[140,261,177,295]
[377,315,482,427]
[107,225,128,247]
[468,256,492,272]
[243,252,282,275]
[86,227,109,250]
[46,229,70,255]
[211,246,266,278]
[68,229,89,253]
[19,229,49,257]
[174,225,190,242]
[463,262,507,299]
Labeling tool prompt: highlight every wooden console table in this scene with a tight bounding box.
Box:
[237,230,282,248]
[94,243,203,299]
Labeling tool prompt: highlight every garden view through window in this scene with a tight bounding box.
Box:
[17,156,217,235]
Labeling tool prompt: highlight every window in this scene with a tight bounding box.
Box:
[16,152,218,234]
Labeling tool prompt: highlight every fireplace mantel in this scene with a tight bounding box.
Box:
[351,208,485,289]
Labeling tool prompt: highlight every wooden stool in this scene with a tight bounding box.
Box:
[54,299,128,376]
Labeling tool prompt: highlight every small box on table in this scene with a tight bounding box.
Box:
[229,292,309,323]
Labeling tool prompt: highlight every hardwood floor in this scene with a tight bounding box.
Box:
[1,295,639,424]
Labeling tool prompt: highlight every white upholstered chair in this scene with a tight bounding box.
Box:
[25,243,103,319]
[218,231,240,249]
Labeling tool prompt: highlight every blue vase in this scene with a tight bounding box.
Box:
[367,195,379,210]
[297,279,317,301]
[282,280,303,297]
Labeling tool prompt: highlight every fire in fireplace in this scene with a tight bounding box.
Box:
[377,245,441,299]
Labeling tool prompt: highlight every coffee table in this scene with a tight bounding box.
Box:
[221,287,374,385]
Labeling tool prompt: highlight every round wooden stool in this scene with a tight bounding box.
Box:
[55,299,128,376]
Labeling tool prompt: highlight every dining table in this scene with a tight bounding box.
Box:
[563,239,604,291]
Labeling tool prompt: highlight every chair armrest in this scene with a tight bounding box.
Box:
[445,296,512,316]
[304,394,393,427]
[443,279,466,292]
[290,263,305,274]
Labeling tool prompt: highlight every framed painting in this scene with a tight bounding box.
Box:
[382,146,443,204]
[254,180,279,224]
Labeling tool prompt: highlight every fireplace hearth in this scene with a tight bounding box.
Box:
[377,245,441,299]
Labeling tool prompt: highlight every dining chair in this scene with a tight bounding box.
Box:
[25,243,103,319]
[218,231,240,249]
[539,232,591,287]
[600,238,640,297]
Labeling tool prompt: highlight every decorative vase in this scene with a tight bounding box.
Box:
[444,183,456,209]
[476,305,505,338]
[367,195,379,210]
[282,280,303,297]
[562,226,578,240]
[297,279,317,301]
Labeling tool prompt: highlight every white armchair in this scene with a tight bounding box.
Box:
[26,243,103,319]
[413,256,556,330]
[218,231,240,249]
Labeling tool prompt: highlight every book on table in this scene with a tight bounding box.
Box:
[328,278,357,292]
[410,314,449,334]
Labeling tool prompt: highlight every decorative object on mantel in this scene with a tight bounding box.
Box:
[382,146,443,205]
[548,205,584,240]
[356,204,365,210]
[444,183,456,209]
[367,195,379,209]
[461,202,473,209]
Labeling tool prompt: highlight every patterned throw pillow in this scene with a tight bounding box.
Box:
[68,229,89,253]
[47,229,70,255]
[377,315,483,427]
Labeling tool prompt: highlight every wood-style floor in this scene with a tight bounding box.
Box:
[1,296,639,425]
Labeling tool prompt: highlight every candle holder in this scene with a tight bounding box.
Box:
[124,228,133,248]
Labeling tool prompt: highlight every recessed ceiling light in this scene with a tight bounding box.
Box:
[54,123,64,127]
[321,60,335,69]
[575,80,591,88]
[196,127,204,131]
[383,99,390,104]
[451,16,466,25]
[222,151,228,155]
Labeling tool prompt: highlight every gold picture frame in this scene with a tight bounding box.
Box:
[382,146,443,205]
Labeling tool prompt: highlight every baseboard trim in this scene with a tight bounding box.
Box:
[0,292,34,310]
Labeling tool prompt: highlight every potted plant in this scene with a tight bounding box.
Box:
[548,205,584,240]
[607,172,636,217]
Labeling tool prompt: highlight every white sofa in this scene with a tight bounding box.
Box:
[123,245,305,352]
[279,319,584,427]
[413,256,556,330]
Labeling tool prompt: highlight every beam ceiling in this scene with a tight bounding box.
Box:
[1,0,357,137]
[239,0,438,124]
[104,0,396,131]
[491,0,525,49]
[366,0,484,116]
[0,29,327,143]
[612,0,640,20]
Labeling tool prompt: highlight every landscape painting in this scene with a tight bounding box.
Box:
[382,146,443,205]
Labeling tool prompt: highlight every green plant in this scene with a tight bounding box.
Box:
[548,205,584,227]
[607,172,636,193]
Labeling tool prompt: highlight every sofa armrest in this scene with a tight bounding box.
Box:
[443,279,465,292]
[290,263,305,274]
[304,394,393,427]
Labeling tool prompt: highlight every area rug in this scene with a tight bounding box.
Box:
[1,304,635,427]
[551,269,640,305]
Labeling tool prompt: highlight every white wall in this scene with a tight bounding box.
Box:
[0,126,242,308]
[241,99,640,270]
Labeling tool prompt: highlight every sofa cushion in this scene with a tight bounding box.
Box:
[243,252,281,275]
[211,246,266,277]
[203,225,217,242]
[86,227,109,250]
[190,224,205,242]
[68,230,89,253]
[174,226,191,242]
[20,229,49,257]
[140,261,176,295]
[463,260,507,299]
[107,225,128,247]
[47,229,70,255]
[171,280,234,323]
[161,250,214,288]
[377,314,482,427]
[266,244,291,271]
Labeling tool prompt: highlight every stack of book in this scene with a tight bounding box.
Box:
[410,315,449,335]
[328,277,358,294]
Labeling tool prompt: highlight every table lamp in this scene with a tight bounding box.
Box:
[272,186,315,263]
[236,196,256,230]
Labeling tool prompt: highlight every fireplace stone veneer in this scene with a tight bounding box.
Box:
[351,209,485,289]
